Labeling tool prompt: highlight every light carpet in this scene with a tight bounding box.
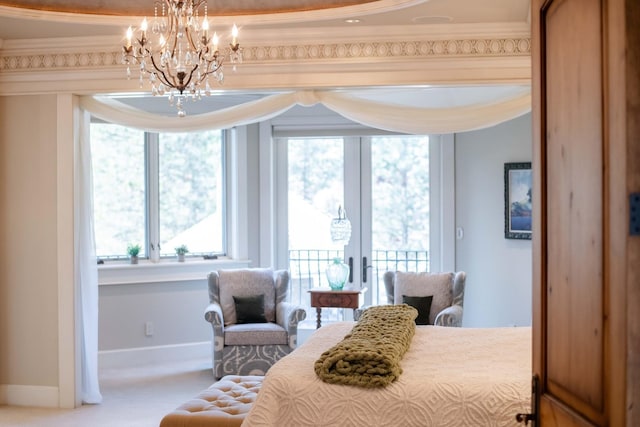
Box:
[0,358,215,427]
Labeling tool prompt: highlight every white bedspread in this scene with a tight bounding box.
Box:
[242,322,531,427]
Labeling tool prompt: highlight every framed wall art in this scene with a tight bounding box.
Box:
[504,162,532,240]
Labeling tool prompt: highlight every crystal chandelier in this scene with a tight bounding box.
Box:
[122,0,242,117]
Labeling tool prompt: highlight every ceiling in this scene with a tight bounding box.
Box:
[0,0,530,40]
[0,0,532,116]
[0,0,379,16]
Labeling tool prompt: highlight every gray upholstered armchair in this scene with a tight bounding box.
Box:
[204,268,306,379]
[355,271,466,326]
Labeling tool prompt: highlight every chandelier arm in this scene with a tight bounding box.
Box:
[184,24,200,53]
[149,55,179,92]
[200,59,223,78]
[181,64,200,92]
[197,47,222,73]
[202,46,217,64]
[166,5,179,59]
[128,44,148,64]
[142,45,152,60]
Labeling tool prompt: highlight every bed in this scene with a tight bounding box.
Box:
[242,321,532,427]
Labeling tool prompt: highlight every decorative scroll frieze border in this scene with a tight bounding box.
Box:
[243,38,531,62]
[0,37,530,72]
[1,52,120,71]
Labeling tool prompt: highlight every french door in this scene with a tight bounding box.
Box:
[278,134,440,315]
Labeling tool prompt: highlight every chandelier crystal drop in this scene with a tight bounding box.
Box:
[122,0,242,117]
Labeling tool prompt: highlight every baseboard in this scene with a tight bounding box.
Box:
[0,384,59,407]
[99,341,210,370]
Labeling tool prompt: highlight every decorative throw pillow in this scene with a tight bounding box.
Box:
[394,271,454,325]
[218,268,277,325]
[233,295,267,324]
[402,295,433,325]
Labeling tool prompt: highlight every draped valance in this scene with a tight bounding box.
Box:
[79,87,531,134]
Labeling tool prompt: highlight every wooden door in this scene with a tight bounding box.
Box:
[532,0,640,425]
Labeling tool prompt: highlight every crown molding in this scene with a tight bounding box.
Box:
[0,38,529,73]
[0,23,531,94]
[0,56,531,96]
[0,27,530,68]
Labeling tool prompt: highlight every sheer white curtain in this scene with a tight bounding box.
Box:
[79,88,531,135]
[75,107,102,404]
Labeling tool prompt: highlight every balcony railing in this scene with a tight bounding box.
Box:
[288,249,429,324]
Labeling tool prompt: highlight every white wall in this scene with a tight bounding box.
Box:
[0,94,61,400]
[96,259,251,367]
[455,113,532,327]
[98,280,210,351]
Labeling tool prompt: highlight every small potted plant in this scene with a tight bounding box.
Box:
[127,243,141,264]
[175,244,189,262]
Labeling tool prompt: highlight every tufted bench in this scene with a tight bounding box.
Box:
[159,375,263,427]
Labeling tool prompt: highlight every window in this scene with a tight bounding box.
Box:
[90,122,226,260]
[279,134,432,323]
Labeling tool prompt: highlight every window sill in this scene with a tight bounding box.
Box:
[98,258,251,286]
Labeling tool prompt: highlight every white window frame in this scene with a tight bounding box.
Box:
[264,119,456,306]
[94,125,253,285]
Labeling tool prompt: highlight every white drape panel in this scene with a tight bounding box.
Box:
[74,107,102,404]
[79,89,531,134]
[316,91,532,134]
[79,93,302,133]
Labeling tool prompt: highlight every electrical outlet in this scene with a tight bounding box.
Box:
[145,321,154,337]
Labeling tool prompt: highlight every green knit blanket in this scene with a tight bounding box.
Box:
[314,304,418,388]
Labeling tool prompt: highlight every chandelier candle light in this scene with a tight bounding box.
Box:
[122,0,242,117]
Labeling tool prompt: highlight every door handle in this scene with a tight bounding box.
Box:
[363,256,368,283]
[348,257,353,283]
